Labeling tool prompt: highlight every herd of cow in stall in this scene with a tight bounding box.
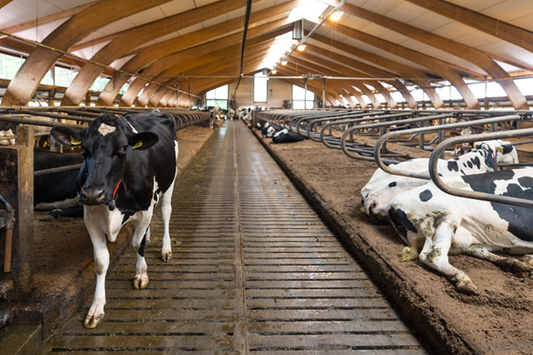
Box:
[1,110,533,328]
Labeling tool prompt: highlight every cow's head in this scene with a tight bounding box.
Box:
[50,113,158,209]
[473,140,518,164]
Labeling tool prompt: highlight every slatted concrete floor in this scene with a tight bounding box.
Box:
[45,121,426,354]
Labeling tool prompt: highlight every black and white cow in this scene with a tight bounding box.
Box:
[362,140,518,219]
[50,111,178,328]
[262,123,282,138]
[272,129,305,143]
[389,168,533,294]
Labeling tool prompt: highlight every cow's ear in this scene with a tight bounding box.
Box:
[50,126,84,147]
[501,144,513,154]
[130,132,159,150]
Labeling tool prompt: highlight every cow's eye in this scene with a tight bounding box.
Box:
[118,145,128,155]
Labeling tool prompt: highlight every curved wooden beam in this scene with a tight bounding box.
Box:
[305,43,417,108]
[276,67,343,105]
[293,51,398,108]
[1,0,174,106]
[285,58,382,108]
[145,48,270,106]
[2,3,91,34]
[406,0,533,54]
[104,21,290,106]
[97,1,299,105]
[310,33,444,108]
[119,25,289,106]
[283,62,371,107]
[62,0,249,106]
[342,2,527,109]
[321,20,480,109]
[0,0,12,10]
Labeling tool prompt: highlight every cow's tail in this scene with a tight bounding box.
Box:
[388,208,411,246]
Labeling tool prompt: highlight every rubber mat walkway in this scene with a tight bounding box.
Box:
[44,121,426,354]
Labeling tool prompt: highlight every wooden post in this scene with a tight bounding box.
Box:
[0,125,34,298]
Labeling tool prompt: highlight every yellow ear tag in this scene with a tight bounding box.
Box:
[132,141,143,149]
[499,147,504,153]
[70,136,81,146]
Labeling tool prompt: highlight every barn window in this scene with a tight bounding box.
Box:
[254,73,268,103]
[55,66,78,87]
[91,77,110,92]
[0,53,24,80]
[292,85,314,109]
[206,84,228,110]
[515,78,533,96]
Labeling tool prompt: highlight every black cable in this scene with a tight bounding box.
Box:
[233,0,253,97]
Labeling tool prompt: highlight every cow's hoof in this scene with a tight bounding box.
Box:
[83,313,104,329]
[161,251,172,262]
[133,275,149,290]
[399,246,418,262]
[456,280,479,295]
[521,255,533,266]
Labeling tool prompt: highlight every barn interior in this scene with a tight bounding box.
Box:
[1,0,533,354]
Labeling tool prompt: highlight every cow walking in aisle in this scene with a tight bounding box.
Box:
[51,110,178,328]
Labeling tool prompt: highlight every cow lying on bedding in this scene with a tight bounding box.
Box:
[51,110,178,328]
[389,168,533,295]
[362,140,518,219]
[272,129,305,143]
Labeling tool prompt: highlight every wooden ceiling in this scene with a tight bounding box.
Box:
[0,0,532,109]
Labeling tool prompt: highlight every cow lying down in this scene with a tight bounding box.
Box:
[261,123,282,138]
[272,129,305,143]
[389,168,533,295]
[362,140,518,219]
[51,111,178,328]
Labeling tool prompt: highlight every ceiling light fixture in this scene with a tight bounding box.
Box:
[330,9,344,21]
[272,69,277,74]
[297,44,306,51]
[281,60,288,66]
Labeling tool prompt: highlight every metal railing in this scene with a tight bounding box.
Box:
[428,129,533,208]
[255,109,532,165]
[0,107,210,177]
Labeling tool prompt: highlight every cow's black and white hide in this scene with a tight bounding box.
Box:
[34,148,84,211]
[262,123,282,138]
[362,140,517,219]
[50,110,178,328]
[272,129,305,143]
[255,120,268,130]
[389,169,533,295]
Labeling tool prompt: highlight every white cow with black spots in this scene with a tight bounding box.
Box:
[362,140,518,219]
[389,168,533,294]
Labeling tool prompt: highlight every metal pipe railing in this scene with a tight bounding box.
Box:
[373,114,521,180]
[428,128,533,208]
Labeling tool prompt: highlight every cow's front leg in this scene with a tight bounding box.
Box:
[132,213,152,290]
[160,182,175,262]
[419,223,479,295]
[84,220,108,328]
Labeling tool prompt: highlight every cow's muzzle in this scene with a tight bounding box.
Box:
[80,185,107,205]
